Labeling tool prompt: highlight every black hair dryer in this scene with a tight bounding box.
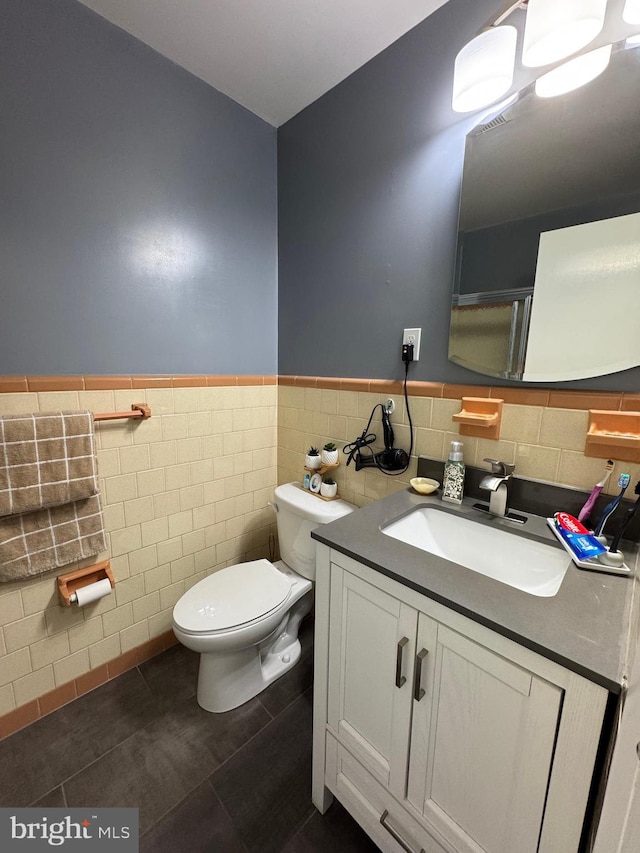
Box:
[348,405,409,472]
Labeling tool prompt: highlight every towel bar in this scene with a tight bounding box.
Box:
[94,403,151,422]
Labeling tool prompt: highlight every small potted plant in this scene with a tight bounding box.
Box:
[320,477,338,498]
[321,441,339,465]
[305,446,322,469]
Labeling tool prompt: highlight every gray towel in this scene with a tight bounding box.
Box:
[0,494,106,582]
[0,411,98,517]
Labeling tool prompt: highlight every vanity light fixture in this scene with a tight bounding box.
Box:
[623,0,640,24]
[452,24,518,113]
[535,42,613,97]
[452,1,523,113]
[522,0,607,67]
[452,0,616,113]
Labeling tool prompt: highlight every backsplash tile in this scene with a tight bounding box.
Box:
[539,408,590,452]
[500,405,543,444]
[514,445,561,482]
[277,375,640,507]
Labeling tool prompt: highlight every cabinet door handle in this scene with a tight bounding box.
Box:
[380,809,425,853]
[413,648,428,702]
[395,637,409,688]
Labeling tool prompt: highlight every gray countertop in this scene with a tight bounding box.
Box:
[312,488,639,693]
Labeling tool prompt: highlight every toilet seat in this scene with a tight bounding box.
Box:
[173,558,292,635]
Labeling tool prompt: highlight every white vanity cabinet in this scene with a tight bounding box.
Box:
[313,545,611,853]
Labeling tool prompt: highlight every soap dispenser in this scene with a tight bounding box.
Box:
[442,440,465,505]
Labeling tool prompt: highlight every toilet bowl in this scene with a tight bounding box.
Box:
[172,482,355,713]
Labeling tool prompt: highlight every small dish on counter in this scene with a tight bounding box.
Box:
[410,477,440,495]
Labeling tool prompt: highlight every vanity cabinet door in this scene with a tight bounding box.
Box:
[407,618,563,853]
[327,563,418,798]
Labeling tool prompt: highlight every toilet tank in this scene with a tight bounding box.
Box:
[273,482,355,580]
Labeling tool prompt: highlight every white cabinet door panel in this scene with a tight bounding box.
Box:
[328,564,417,794]
[409,620,562,853]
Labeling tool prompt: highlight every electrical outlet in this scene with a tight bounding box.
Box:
[402,328,421,361]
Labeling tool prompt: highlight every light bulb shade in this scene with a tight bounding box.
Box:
[535,43,612,97]
[523,0,607,67]
[452,26,517,113]
[624,0,640,25]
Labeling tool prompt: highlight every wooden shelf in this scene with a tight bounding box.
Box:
[452,397,503,440]
[304,461,340,476]
[305,461,341,500]
[309,490,342,502]
[585,410,640,463]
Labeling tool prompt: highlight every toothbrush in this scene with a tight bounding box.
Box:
[608,481,640,555]
[594,473,631,538]
[578,459,614,523]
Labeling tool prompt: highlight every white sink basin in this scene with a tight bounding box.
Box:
[381,507,570,597]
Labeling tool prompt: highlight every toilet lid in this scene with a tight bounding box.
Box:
[173,559,292,633]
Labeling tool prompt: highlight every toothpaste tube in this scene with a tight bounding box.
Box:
[554,512,606,560]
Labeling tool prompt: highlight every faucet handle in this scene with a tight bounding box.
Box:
[483,458,515,477]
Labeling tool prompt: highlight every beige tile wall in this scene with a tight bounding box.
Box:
[277,384,640,506]
[0,384,277,714]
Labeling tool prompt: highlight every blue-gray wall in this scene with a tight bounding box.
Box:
[277,0,640,392]
[0,0,277,375]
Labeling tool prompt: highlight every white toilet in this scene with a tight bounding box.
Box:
[172,482,355,713]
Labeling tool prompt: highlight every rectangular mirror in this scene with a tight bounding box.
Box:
[449,40,640,382]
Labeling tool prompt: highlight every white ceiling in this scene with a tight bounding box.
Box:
[76,0,450,126]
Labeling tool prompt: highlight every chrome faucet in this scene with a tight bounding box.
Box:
[479,458,515,517]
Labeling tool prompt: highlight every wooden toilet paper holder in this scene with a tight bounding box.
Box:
[57,560,115,607]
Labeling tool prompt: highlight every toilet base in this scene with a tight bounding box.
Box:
[195,592,312,713]
[196,635,303,713]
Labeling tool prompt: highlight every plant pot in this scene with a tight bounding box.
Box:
[321,449,339,465]
[320,481,338,498]
[305,454,322,470]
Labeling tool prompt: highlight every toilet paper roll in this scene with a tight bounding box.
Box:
[72,578,112,607]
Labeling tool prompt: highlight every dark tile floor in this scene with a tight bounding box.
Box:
[0,618,379,852]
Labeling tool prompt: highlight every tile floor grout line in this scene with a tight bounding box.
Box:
[136,778,232,846]
[208,688,312,783]
[256,697,275,720]
[260,675,314,721]
[135,663,158,699]
[279,805,319,852]
[27,784,66,809]
[286,807,316,843]
[206,779,252,853]
[205,749,316,853]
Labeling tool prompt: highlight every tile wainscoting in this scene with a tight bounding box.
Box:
[0,376,278,736]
